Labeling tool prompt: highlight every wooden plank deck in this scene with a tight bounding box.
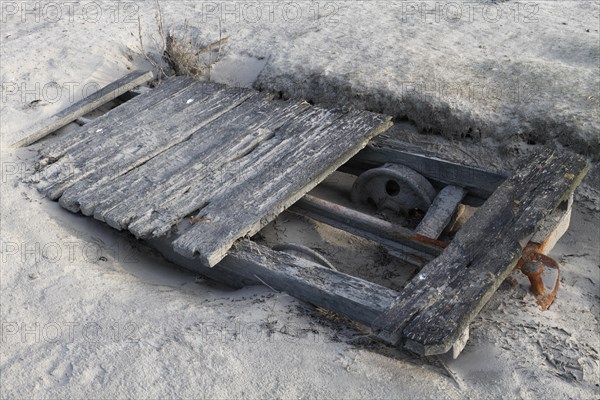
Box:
[32,76,392,267]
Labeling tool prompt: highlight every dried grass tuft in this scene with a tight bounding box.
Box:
[137,0,228,82]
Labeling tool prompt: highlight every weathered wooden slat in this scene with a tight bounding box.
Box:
[60,91,277,214]
[37,82,256,199]
[415,185,466,239]
[150,237,400,327]
[172,110,392,267]
[289,194,440,264]
[372,149,589,355]
[67,97,309,233]
[37,76,195,164]
[12,70,154,148]
[350,137,508,206]
[134,107,347,237]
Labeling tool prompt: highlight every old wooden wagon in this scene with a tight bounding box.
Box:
[15,70,589,358]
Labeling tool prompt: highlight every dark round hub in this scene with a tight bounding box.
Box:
[385,180,401,196]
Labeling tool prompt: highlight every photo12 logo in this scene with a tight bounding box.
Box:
[1,240,140,264]
[192,1,340,24]
[1,321,140,344]
[395,2,540,23]
[1,1,139,24]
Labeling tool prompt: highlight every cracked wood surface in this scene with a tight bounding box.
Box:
[33,77,392,267]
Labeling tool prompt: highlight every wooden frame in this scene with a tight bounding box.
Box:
[22,73,589,358]
[146,142,587,357]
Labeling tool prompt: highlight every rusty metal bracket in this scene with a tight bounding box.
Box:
[516,243,561,310]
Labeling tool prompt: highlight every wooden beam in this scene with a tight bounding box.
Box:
[415,185,466,239]
[12,70,154,148]
[350,137,508,206]
[372,149,589,355]
[149,237,400,327]
[289,195,441,270]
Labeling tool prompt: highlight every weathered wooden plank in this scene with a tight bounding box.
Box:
[289,194,440,264]
[59,91,277,214]
[150,236,400,327]
[350,137,508,206]
[37,76,195,164]
[372,149,589,355]
[37,82,256,200]
[37,81,235,196]
[172,110,392,267]
[126,102,313,238]
[12,70,154,148]
[65,97,309,233]
[130,107,347,237]
[415,185,466,239]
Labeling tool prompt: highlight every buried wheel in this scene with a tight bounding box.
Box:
[272,243,337,271]
[350,163,436,215]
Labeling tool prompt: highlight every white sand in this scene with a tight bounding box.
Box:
[1,1,598,398]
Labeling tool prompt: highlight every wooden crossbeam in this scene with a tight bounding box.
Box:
[150,237,400,327]
[350,137,508,206]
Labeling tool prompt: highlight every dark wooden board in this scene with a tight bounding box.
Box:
[372,149,589,355]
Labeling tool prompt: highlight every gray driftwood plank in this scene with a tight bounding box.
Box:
[131,107,344,238]
[173,109,392,266]
[372,149,589,355]
[415,185,466,239]
[36,82,255,199]
[37,76,195,164]
[58,91,277,214]
[12,70,154,148]
[351,137,508,206]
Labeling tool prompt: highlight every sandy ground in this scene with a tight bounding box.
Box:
[1,1,599,399]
